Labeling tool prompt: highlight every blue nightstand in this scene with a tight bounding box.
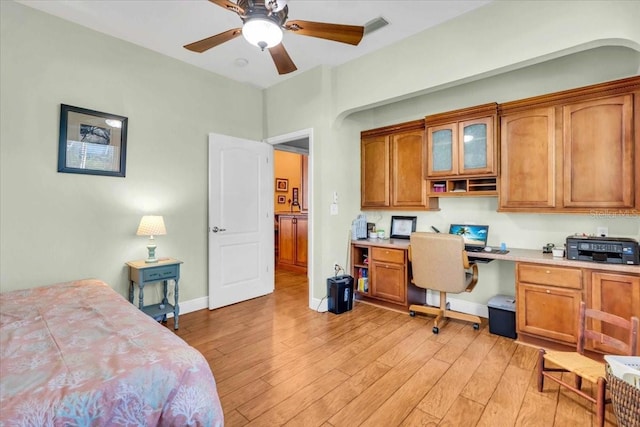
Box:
[127,258,183,329]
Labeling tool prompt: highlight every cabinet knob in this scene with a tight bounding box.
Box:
[546,289,551,294]
[545,270,551,274]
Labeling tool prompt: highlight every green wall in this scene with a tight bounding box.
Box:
[0,2,263,301]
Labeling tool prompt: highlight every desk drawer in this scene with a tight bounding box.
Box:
[517,263,582,289]
[142,265,178,282]
[371,247,405,264]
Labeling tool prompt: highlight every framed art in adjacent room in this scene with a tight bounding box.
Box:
[277,195,286,204]
[390,216,417,239]
[58,104,128,177]
[275,178,288,192]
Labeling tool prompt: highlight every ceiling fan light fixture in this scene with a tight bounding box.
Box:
[242,17,283,50]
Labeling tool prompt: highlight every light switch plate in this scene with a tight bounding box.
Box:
[330,203,338,215]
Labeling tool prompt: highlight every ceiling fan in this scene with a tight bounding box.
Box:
[184,0,365,75]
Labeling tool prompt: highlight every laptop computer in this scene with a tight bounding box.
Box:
[448,224,489,252]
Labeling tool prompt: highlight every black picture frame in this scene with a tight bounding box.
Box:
[390,216,417,239]
[58,104,128,177]
[275,178,288,192]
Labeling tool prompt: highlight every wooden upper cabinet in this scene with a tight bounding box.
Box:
[499,76,640,213]
[500,107,557,209]
[563,94,635,208]
[391,130,427,207]
[361,135,390,208]
[361,120,437,210]
[426,103,497,178]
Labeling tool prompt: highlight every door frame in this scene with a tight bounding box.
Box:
[266,128,314,310]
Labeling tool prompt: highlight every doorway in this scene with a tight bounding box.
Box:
[266,129,314,309]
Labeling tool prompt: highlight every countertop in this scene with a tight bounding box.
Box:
[352,239,640,274]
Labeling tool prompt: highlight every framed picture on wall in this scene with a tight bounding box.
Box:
[276,178,288,192]
[277,195,286,204]
[58,104,128,177]
[390,216,417,239]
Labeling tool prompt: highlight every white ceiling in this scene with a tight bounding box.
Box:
[18,0,491,89]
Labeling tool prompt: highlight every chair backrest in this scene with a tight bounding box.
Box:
[577,301,639,356]
[409,232,470,293]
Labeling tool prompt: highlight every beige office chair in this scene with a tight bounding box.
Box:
[408,232,481,334]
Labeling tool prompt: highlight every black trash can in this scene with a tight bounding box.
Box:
[487,294,517,339]
[327,275,354,314]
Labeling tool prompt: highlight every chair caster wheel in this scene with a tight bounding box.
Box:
[409,311,415,317]
[432,326,439,334]
[473,323,480,330]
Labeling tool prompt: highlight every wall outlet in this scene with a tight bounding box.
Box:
[597,226,609,237]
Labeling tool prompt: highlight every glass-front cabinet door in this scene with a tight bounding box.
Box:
[458,116,495,175]
[427,123,458,176]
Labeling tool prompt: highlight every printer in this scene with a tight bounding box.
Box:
[566,235,639,265]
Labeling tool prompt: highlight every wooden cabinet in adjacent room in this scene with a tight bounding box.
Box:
[588,271,640,354]
[499,76,640,213]
[361,120,438,210]
[516,263,583,345]
[277,214,307,273]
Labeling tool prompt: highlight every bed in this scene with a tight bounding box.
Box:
[0,279,224,426]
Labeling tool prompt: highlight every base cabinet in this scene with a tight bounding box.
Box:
[588,271,640,354]
[351,242,425,311]
[516,263,583,345]
[277,215,307,272]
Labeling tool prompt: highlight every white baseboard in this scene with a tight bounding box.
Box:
[310,293,488,318]
[311,296,328,312]
[165,296,208,318]
[426,291,489,319]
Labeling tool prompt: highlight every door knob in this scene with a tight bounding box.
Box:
[211,226,227,233]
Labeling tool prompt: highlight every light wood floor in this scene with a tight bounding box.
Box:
[172,269,619,427]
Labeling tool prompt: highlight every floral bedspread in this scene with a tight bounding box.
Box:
[0,279,223,426]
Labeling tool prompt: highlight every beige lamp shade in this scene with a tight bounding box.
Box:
[136,215,167,237]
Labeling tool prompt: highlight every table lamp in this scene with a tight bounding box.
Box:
[136,215,166,263]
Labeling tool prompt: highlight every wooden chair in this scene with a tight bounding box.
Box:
[537,301,639,427]
[408,232,481,334]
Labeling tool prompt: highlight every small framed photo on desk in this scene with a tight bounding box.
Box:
[390,216,417,239]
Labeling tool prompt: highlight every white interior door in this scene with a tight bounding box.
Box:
[208,133,274,309]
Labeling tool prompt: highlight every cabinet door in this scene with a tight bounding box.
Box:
[563,94,635,208]
[371,261,406,304]
[427,123,458,177]
[361,136,390,208]
[277,216,295,265]
[500,107,557,209]
[294,216,308,267]
[301,155,309,212]
[589,271,640,354]
[391,130,427,207]
[517,282,582,344]
[458,116,495,175]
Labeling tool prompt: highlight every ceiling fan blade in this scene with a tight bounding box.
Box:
[184,28,242,53]
[208,0,245,15]
[284,20,364,46]
[268,44,297,75]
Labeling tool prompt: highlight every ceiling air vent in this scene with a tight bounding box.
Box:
[364,16,389,35]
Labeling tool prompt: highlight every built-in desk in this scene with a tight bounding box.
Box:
[351,239,640,354]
